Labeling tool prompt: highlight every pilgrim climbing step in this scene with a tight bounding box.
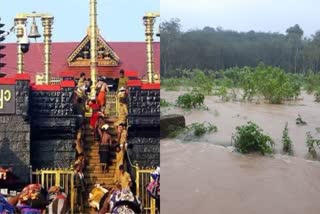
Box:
[83,117,118,190]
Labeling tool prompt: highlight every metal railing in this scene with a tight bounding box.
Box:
[126,151,156,214]
[31,168,75,213]
[135,166,156,214]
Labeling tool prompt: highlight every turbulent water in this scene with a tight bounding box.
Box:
[161,90,320,214]
[162,90,320,158]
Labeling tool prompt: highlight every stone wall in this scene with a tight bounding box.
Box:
[30,82,77,170]
[30,86,73,116]
[127,83,160,167]
[128,86,160,127]
[0,77,30,183]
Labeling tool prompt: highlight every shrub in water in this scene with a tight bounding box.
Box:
[306,132,320,159]
[253,65,301,104]
[282,122,293,155]
[160,98,170,107]
[187,122,218,137]
[176,92,205,109]
[167,122,218,138]
[216,85,229,101]
[192,70,214,95]
[167,125,185,138]
[233,121,274,155]
[304,73,320,94]
[314,88,320,102]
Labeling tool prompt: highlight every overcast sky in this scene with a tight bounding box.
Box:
[161,0,320,37]
[0,0,160,42]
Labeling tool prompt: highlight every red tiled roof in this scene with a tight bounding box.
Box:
[1,42,160,82]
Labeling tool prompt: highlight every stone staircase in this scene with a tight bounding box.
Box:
[82,118,119,214]
[83,121,117,189]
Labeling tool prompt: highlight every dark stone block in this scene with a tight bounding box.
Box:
[127,134,160,167]
[0,123,29,133]
[31,140,74,152]
[0,151,30,165]
[0,132,30,142]
[160,114,186,139]
[31,151,74,169]
[128,116,160,126]
[128,137,159,145]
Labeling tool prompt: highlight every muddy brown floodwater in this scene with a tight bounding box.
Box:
[161,90,320,214]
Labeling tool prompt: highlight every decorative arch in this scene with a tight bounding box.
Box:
[67,35,120,67]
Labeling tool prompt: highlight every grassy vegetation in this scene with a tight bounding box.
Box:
[233,121,274,155]
[163,65,320,104]
[161,78,193,91]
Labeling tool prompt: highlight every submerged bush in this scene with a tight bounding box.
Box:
[176,92,205,109]
[253,65,301,104]
[186,122,218,137]
[306,132,320,159]
[238,67,258,100]
[233,121,274,155]
[160,98,170,107]
[314,88,320,102]
[192,70,214,95]
[167,122,217,139]
[214,65,301,103]
[282,122,293,155]
[304,73,320,94]
[167,125,185,138]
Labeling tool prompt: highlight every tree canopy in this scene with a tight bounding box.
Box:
[161,18,320,77]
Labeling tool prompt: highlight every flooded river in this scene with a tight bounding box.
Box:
[162,90,320,158]
[161,91,320,214]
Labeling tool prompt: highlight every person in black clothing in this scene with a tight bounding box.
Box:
[74,163,86,213]
[73,97,84,114]
[73,97,85,130]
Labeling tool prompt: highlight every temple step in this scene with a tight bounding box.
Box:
[83,117,117,196]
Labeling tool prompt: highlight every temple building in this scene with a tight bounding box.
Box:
[0,2,160,212]
[2,36,160,82]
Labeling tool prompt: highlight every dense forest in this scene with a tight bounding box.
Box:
[160,18,320,77]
